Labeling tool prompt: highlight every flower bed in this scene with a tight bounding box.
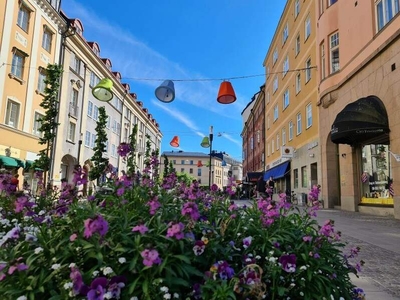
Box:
[0,157,365,299]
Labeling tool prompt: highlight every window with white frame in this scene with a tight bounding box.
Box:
[17,5,30,32]
[295,73,301,94]
[273,48,278,65]
[376,0,400,31]
[282,23,289,44]
[296,113,302,135]
[305,16,311,40]
[71,89,78,107]
[33,112,43,136]
[68,122,76,142]
[319,0,325,15]
[90,72,100,87]
[306,103,313,128]
[267,143,270,156]
[273,105,279,121]
[283,56,289,76]
[289,121,293,141]
[5,100,20,128]
[11,50,25,79]
[106,116,111,128]
[93,105,99,121]
[111,144,116,157]
[273,76,278,93]
[276,134,280,150]
[272,139,275,153]
[295,34,300,56]
[305,58,312,82]
[267,115,270,129]
[87,101,93,117]
[330,32,340,73]
[91,134,96,148]
[328,0,338,6]
[282,128,286,145]
[42,27,53,52]
[266,91,270,104]
[320,42,326,80]
[73,55,81,74]
[283,89,290,109]
[37,69,46,94]
[250,137,254,150]
[85,131,91,146]
[295,0,300,17]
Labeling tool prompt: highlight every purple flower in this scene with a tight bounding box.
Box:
[116,187,125,196]
[141,249,161,267]
[8,263,28,275]
[181,202,200,221]
[108,276,127,299]
[279,254,297,273]
[211,261,235,280]
[242,236,253,249]
[193,240,206,256]
[303,235,312,242]
[87,277,108,300]
[132,224,149,234]
[147,197,161,215]
[166,222,185,240]
[84,214,109,239]
[70,267,85,296]
[117,143,132,157]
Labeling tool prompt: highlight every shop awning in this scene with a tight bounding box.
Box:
[246,172,263,182]
[331,96,390,145]
[264,161,290,180]
[25,160,34,170]
[0,155,20,168]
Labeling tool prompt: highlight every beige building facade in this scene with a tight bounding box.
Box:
[317,0,400,218]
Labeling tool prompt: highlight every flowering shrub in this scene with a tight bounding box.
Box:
[0,156,365,299]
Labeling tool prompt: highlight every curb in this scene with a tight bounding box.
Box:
[350,274,398,299]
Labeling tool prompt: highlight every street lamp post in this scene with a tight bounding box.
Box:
[77,133,83,166]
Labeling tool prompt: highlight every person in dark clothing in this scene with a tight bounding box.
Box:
[267,176,275,198]
[256,175,267,198]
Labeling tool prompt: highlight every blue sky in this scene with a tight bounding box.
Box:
[61,1,286,161]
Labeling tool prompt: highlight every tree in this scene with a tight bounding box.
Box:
[34,64,63,187]
[89,106,109,185]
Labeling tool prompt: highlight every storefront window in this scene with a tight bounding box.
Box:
[361,144,392,204]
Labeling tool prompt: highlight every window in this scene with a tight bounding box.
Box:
[297,113,302,135]
[306,104,312,128]
[11,51,25,79]
[93,106,99,121]
[330,32,340,73]
[376,0,400,31]
[294,169,299,188]
[71,89,78,106]
[273,76,278,93]
[87,101,93,117]
[283,89,290,109]
[17,5,30,32]
[276,134,280,150]
[180,168,184,173]
[68,122,76,141]
[91,134,96,148]
[282,23,289,44]
[181,160,185,164]
[301,166,308,188]
[267,115,270,129]
[273,105,279,121]
[250,137,254,150]
[295,34,300,56]
[319,0,325,15]
[305,16,311,40]
[320,43,326,80]
[272,139,275,154]
[289,121,293,141]
[266,92,270,104]
[85,131,91,146]
[282,128,286,145]
[42,27,52,52]
[295,73,301,94]
[283,56,289,76]
[267,143,270,156]
[305,58,312,82]
[198,169,201,176]
[111,144,116,157]
[37,69,46,93]
[273,48,278,65]
[295,0,300,17]
[90,72,99,87]
[5,100,20,128]
[328,0,338,6]
[73,55,81,74]
[189,168,193,174]
[106,116,111,128]
[33,112,43,136]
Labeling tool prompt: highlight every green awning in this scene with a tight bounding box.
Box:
[14,158,25,168]
[0,155,19,168]
[25,160,34,170]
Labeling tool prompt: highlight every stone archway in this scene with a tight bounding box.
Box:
[61,154,77,184]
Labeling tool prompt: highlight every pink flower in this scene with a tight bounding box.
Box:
[84,214,109,239]
[141,249,161,267]
[132,224,149,234]
[302,235,312,242]
[166,222,184,240]
[70,233,78,242]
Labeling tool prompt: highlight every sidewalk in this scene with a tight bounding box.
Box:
[351,274,398,299]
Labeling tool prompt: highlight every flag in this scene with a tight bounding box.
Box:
[361,172,369,183]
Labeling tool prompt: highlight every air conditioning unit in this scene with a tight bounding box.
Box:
[281,146,294,158]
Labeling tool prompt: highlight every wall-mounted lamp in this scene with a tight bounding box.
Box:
[341,153,347,158]
[309,153,315,158]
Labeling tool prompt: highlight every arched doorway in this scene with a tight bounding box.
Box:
[61,154,77,184]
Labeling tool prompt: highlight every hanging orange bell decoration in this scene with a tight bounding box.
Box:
[217,81,236,104]
[170,136,180,147]
[197,160,203,167]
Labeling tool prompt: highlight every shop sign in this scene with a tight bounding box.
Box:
[307,141,318,150]
[0,144,20,158]
[266,157,289,170]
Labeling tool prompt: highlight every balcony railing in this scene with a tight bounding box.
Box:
[69,104,79,118]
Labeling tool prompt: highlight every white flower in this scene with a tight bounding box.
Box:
[269,257,277,263]
[93,270,99,277]
[38,210,45,216]
[69,263,76,268]
[299,265,307,271]
[160,286,169,293]
[104,292,113,299]
[300,292,304,296]
[173,293,179,298]
[34,247,44,254]
[64,282,73,290]
[164,293,171,299]
[103,267,113,275]
[16,296,27,300]
[51,263,61,270]
[130,297,139,300]
[118,257,126,264]
[255,255,261,260]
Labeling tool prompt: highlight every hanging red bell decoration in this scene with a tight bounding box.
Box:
[217,81,237,104]
[197,160,203,167]
[170,136,180,147]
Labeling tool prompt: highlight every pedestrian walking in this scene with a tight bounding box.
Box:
[267,176,275,198]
